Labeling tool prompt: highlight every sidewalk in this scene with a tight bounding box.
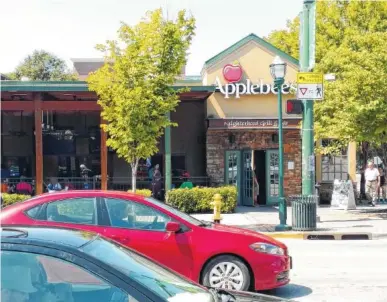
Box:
[191,205,387,240]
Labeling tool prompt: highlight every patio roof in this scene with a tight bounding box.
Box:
[0,80,215,93]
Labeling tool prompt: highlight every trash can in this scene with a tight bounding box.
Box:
[290,195,318,231]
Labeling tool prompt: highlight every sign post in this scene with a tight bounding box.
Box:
[300,0,317,196]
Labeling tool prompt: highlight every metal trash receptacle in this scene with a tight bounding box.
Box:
[290,195,318,231]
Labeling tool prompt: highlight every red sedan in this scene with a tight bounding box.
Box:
[0,190,291,292]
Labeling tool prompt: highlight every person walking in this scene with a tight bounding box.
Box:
[378,166,386,203]
[151,164,162,200]
[364,160,380,207]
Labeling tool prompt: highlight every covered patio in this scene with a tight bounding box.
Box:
[1,80,215,195]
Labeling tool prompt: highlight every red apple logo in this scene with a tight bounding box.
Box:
[223,61,243,83]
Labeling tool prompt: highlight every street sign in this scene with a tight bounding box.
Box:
[297,72,323,84]
[297,72,324,100]
[297,83,323,100]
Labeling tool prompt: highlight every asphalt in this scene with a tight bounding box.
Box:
[266,238,387,301]
[192,204,387,240]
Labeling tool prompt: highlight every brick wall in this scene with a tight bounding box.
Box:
[206,129,302,199]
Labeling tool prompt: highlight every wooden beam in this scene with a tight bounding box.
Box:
[1,101,34,111]
[34,94,43,194]
[41,101,100,111]
[0,101,101,112]
[100,116,108,190]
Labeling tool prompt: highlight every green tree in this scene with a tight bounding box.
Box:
[87,9,195,192]
[315,32,387,147]
[266,1,387,157]
[7,50,77,81]
[265,17,300,59]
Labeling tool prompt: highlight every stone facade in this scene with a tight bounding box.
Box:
[206,129,302,199]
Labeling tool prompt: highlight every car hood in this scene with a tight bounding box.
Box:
[209,224,287,249]
[226,290,294,302]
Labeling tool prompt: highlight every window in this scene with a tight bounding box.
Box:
[80,237,210,301]
[321,140,348,182]
[46,198,97,225]
[225,151,239,185]
[105,198,171,231]
[145,197,202,227]
[1,250,133,302]
[25,205,42,219]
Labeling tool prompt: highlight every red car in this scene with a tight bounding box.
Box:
[0,190,291,292]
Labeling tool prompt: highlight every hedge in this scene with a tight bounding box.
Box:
[165,186,237,214]
[128,189,152,197]
[1,193,31,207]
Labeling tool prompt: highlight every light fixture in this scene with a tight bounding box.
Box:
[269,56,287,80]
[228,133,236,144]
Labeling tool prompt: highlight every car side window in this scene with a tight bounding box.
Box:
[45,198,97,225]
[105,198,171,231]
[25,205,42,219]
[1,250,137,302]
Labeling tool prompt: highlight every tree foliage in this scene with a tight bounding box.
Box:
[266,1,387,154]
[7,50,77,81]
[87,9,195,192]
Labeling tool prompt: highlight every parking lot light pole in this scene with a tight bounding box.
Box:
[270,56,291,231]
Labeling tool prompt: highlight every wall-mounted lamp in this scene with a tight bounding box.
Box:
[272,133,279,143]
[228,133,236,144]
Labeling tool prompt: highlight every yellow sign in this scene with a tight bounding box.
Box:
[297,72,323,84]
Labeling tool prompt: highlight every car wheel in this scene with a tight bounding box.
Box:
[202,255,251,291]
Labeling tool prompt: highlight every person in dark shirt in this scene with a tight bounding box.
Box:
[378,167,386,203]
[151,165,162,200]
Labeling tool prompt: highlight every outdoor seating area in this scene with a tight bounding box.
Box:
[0,176,210,196]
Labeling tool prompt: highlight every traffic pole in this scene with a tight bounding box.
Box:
[165,112,172,193]
[275,77,291,231]
[300,0,316,195]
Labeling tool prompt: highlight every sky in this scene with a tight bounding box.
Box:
[0,0,302,76]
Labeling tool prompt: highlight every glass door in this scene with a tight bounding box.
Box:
[265,150,279,205]
[241,150,254,206]
[225,151,241,205]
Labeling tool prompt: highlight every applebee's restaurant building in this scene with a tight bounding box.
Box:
[1,33,356,204]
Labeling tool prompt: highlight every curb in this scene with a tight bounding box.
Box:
[262,232,305,239]
[263,231,373,240]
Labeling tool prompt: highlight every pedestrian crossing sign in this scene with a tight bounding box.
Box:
[297,83,324,100]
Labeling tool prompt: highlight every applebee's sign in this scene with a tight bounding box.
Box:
[216,61,297,99]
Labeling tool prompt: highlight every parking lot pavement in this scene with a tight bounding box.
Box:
[264,238,387,302]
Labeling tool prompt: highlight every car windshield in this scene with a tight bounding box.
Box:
[80,236,214,302]
[145,197,204,226]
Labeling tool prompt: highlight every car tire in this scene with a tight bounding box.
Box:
[202,255,251,291]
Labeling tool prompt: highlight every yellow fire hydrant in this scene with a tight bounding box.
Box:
[212,193,223,224]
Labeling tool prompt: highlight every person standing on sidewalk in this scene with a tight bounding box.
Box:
[365,160,380,206]
[378,166,386,203]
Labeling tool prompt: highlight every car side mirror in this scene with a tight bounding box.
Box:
[166,221,181,233]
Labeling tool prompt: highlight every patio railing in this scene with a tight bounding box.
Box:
[2,176,211,195]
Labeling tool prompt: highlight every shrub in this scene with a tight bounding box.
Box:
[1,193,31,207]
[165,186,237,214]
[128,189,152,197]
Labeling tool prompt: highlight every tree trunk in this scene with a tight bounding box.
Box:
[361,142,369,170]
[131,159,139,193]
